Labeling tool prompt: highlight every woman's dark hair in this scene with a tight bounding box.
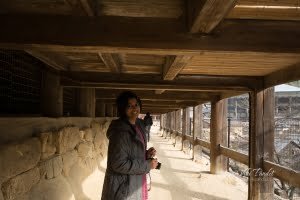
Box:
[116,91,142,118]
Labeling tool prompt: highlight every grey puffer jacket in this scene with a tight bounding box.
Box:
[101,118,151,200]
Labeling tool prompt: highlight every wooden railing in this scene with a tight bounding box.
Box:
[263,160,300,188]
[194,138,210,149]
[161,127,300,189]
[219,145,248,165]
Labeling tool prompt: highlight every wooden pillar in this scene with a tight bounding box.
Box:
[171,111,175,131]
[171,111,176,138]
[165,112,170,138]
[235,100,238,119]
[249,88,274,200]
[175,110,180,132]
[78,88,95,117]
[105,103,114,117]
[187,107,191,136]
[96,100,105,117]
[162,114,165,130]
[41,71,63,117]
[113,104,118,117]
[210,99,228,174]
[182,108,189,150]
[160,114,163,130]
[192,104,202,160]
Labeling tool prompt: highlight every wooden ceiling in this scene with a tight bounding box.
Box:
[1,0,300,114]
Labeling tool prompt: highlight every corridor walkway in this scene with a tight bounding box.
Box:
[148,126,248,200]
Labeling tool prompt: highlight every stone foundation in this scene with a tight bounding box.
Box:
[0,118,112,200]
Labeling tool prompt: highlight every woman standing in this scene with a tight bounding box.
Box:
[101,91,158,200]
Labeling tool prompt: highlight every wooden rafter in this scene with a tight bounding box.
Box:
[60,72,263,90]
[188,0,238,33]
[61,72,259,92]
[1,16,300,54]
[62,80,250,92]
[25,50,69,71]
[163,55,192,80]
[264,63,300,89]
[79,0,96,16]
[98,53,121,73]
[95,89,219,102]
[66,0,96,16]
[159,55,192,94]
[155,90,165,94]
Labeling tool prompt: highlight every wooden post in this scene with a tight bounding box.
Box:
[96,100,106,117]
[249,88,274,200]
[160,114,163,130]
[105,103,114,117]
[171,111,176,137]
[182,108,189,150]
[41,71,63,117]
[187,107,191,136]
[210,99,228,174]
[192,104,202,160]
[175,109,181,146]
[165,112,171,139]
[78,88,95,117]
[162,113,166,136]
[113,104,118,117]
[170,111,173,138]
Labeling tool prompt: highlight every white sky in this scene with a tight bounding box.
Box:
[275,84,300,92]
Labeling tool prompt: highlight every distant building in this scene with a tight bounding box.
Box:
[227,84,300,121]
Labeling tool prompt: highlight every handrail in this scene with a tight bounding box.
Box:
[219,145,248,165]
[195,138,210,149]
[263,160,300,188]
[163,128,300,190]
[183,135,194,143]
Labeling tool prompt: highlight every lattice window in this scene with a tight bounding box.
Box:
[0,49,43,115]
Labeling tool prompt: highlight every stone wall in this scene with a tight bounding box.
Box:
[0,118,112,200]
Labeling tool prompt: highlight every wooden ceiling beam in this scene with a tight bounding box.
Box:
[60,72,263,90]
[98,99,200,105]
[62,80,249,92]
[1,15,300,54]
[264,63,300,89]
[66,0,97,16]
[159,55,193,94]
[78,0,96,17]
[98,53,121,73]
[95,89,219,102]
[227,4,300,21]
[163,55,192,80]
[25,50,69,71]
[188,0,238,33]
[141,109,177,114]
[155,90,165,95]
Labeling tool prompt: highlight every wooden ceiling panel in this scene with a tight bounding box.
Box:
[120,54,166,66]
[233,0,300,7]
[99,0,183,18]
[70,62,110,72]
[227,0,300,20]
[60,52,103,63]
[0,0,77,15]
[118,54,165,74]
[180,51,300,76]
[122,64,161,74]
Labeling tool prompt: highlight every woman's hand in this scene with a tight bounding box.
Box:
[146,147,156,159]
[150,159,158,169]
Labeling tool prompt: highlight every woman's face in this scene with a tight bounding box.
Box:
[126,98,140,120]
